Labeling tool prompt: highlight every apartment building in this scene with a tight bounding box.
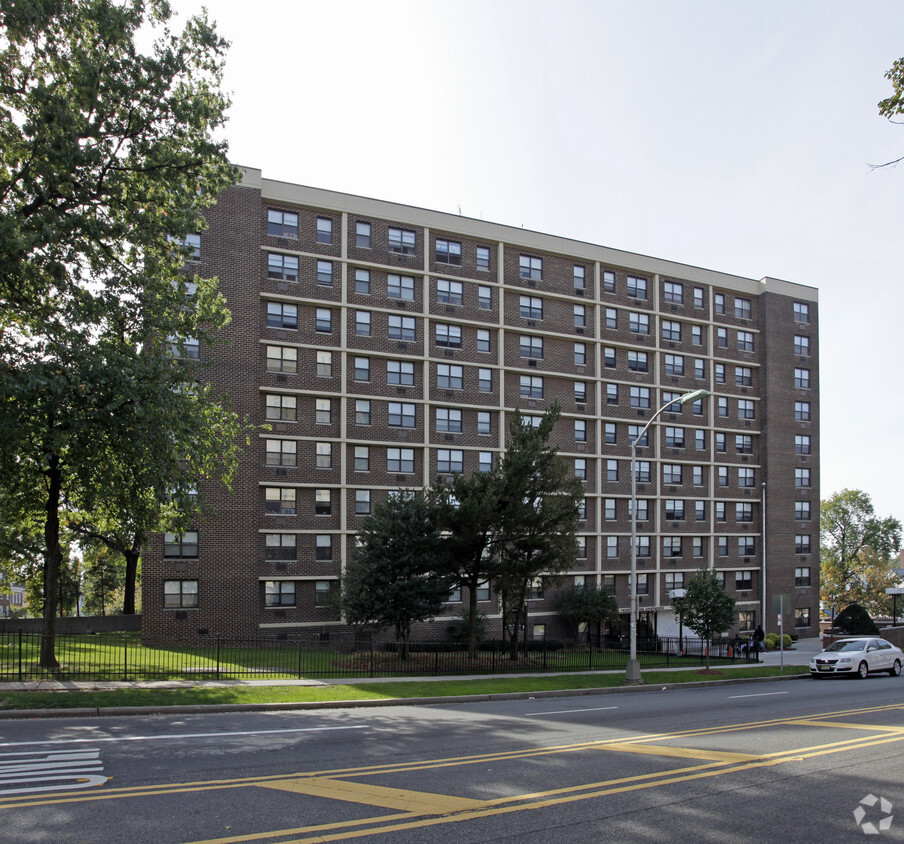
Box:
[141,167,819,644]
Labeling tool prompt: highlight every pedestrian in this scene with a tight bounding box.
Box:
[753,625,765,660]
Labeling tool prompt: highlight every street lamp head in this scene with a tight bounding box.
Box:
[679,388,710,405]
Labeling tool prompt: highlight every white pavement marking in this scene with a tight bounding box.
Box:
[531,707,619,716]
[0,749,107,796]
[0,724,367,749]
[728,691,790,699]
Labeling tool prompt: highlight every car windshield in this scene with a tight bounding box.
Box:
[824,640,867,653]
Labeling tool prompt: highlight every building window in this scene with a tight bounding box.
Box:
[478,286,492,310]
[387,360,415,386]
[794,607,811,628]
[794,401,811,421]
[316,350,332,378]
[665,573,685,593]
[604,422,616,444]
[717,466,729,487]
[795,534,811,554]
[354,446,370,472]
[695,429,706,450]
[164,531,198,558]
[265,394,296,422]
[661,320,681,342]
[794,368,810,389]
[692,537,704,558]
[606,383,619,405]
[436,407,462,433]
[519,335,543,359]
[316,217,333,244]
[478,368,492,392]
[266,439,297,467]
[627,276,647,299]
[717,536,728,556]
[664,281,683,304]
[630,386,651,408]
[734,297,751,319]
[437,363,463,389]
[268,209,298,238]
[315,534,332,561]
[738,467,755,487]
[628,425,648,447]
[635,536,651,558]
[716,327,727,347]
[692,465,704,485]
[606,459,618,482]
[694,358,705,379]
[736,502,753,523]
[315,308,332,333]
[388,274,415,301]
[574,381,587,404]
[315,581,331,607]
[388,227,416,255]
[574,304,586,328]
[575,458,587,480]
[604,498,616,520]
[265,487,296,515]
[520,374,543,398]
[478,451,493,472]
[793,302,809,323]
[355,268,370,294]
[437,449,464,473]
[665,499,684,521]
[606,536,618,558]
[476,580,491,601]
[315,442,332,469]
[520,296,543,319]
[603,271,615,292]
[662,464,682,485]
[476,328,491,352]
[265,534,296,561]
[628,350,648,372]
[737,331,754,352]
[387,314,416,341]
[692,324,703,345]
[794,335,809,356]
[795,500,811,521]
[355,399,371,425]
[574,420,586,442]
[665,426,685,448]
[436,239,461,265]
[738,536,755,557]
[520,254,542,280]
[436,323,462,348]
[476,246,490,271]
[738,399,755,420]
[664,354,684,376]
[266,345,297,374]
[629,312,649,334]
[693,287,705,308]
[634,462,651,483]
[316,260,333,286]
[437,278,463,305]
[715,432,726,453]
[795,566,811,587]
[605,307,617,329]
[735,571,753,591]
[314,489,331,515]
[715,502,726,523]
[714,293,725,314]
[733,435,752,455]
[356,221,371,248]
[387,447,415,473]
[267,302,297,329]
[735,366,752,386]
[355,310,372,337]
[164,580,198,608]
[267,253,298,281]
[477,411,491,435]
[354,356,370,382]
[632,573,649,594]
[717,397,728,418]
[574,342,587,365]
[737,609,753,629]
[695,500,706,521]
[315,398,331,425]
[574,265,586,289]
[604,346,616,368]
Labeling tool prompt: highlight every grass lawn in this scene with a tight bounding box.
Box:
[0,664,809,711]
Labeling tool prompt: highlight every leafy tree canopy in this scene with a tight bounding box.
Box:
[671,571,736,670]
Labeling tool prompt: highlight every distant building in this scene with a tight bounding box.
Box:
[0,584,26,618]
[142,167,820,644]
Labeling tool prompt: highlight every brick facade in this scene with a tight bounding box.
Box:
[141,168,820,644]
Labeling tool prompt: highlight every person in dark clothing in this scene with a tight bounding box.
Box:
[753,625,765,660]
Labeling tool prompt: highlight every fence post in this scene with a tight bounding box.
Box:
[434,646,439,676]
[123,633,129,681]
[369,644,374,679]
[297,640,302,679]
[18,629,22,683]
[216,634,221,680]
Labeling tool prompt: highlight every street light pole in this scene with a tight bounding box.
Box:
[625,388,709,685]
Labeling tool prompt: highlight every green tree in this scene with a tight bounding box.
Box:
[80,543,127,616]
[0,0,239,667]
[876,56,904,168]
[671,571,736,670]
[556,585,619,644]
[494,405,583,659]
[341,492,452,659]
[834,603,881,636]
[820,489,902,616]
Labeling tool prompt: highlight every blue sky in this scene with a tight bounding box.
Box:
[170,0,904,521]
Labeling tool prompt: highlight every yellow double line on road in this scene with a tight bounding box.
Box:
[3,702,903,843]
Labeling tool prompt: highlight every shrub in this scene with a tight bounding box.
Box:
[834,603,880,635]
[764,633,779,650]
[781,634,792,649]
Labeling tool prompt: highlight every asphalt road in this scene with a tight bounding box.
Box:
[1,673,902,843]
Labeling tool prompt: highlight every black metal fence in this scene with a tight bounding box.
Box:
[0,630,759,682]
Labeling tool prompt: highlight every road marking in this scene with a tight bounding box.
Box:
[786,719,904,733]
[0,725,366,749]
[728,691,790,699]
[0,749,106,796]
[593,743,761,763]
[531,706,619,716]
[258,777,485,813]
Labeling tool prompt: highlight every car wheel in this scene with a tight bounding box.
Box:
[857,661,869,679]
[889,659,902,677]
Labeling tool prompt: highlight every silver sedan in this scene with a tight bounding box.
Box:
[810,637,903,679]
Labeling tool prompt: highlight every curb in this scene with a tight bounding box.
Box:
[0,672,809,720]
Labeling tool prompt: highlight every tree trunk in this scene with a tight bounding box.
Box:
[507,603,521,661]
[40,456,62,669]
[122,542,141,615]
[467,576,479,659]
